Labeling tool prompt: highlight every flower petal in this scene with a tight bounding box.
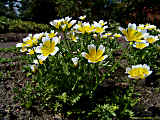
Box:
[88,44,96,57]
[37,54,48,61]
[128,23,136,30]
[96,45,105,58]
[50,47,59,56]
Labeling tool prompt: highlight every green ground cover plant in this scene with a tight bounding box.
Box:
[15,16,160,119]
[0,16,50,33]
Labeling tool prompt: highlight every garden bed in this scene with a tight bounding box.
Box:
[1,17,160,119]
[0,48,160,119]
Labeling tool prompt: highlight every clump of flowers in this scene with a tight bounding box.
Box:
[125,64,152,79]
[120,23,160,49]
[73,20,108,35]
[137,23,157,30]
[73,22,95,34]
[50,16,77,31]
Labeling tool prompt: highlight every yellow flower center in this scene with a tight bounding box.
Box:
[138,26,145,30]
[41,40,55,56]
[39,60,43,64]
[85,48,104,63]
[68,23,73,28]
[71,35,76,42]
[135,43,147,49]
[146,38,156,43]
[29,49,34,55]
[122,28,143,42]
[114,34,121,37]
[49,33,56,38]
[95,27,104,33]
[55,22,61,29]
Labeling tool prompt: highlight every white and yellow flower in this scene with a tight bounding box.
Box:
[27,49,35,55]
[99,20,107,26]
[34,33,44,40]
[48,30,57,39]
[81,44,108,63]
[144,35,159,44]
[133,41,149,49]
[145,24,156,30]
[33,59,43,65]
[24,35,38,47]
[63,16,72,24]
[137,24,145,30]
[16,43,27,52]
[79,15,86,20]
[125,64,152,79]
[73,22,95,34]
[67,20,77,28]
[16,34,40,52]
[50,19,63,29]
[36,36,59,60]
[119,23,147,42]
[30,64,37,72]
[113,33,122,38]
[61,24,67,31]
[93,21,108,34]
[68,32,78,42]
[71,57,79,67]
[101,32,112,38]
[59,17,76,29]
[156,29,160,33]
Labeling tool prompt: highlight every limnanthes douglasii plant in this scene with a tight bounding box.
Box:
[119,23,160,67]
[15,16,160,119]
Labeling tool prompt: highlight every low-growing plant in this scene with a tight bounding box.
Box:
[15,16,160,119]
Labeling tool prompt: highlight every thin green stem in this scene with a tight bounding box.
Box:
[93,63,100,91]
[72,77,79,91]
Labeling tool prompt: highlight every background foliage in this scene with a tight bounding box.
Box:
[0,16,50,33]
[1,0,160,30]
